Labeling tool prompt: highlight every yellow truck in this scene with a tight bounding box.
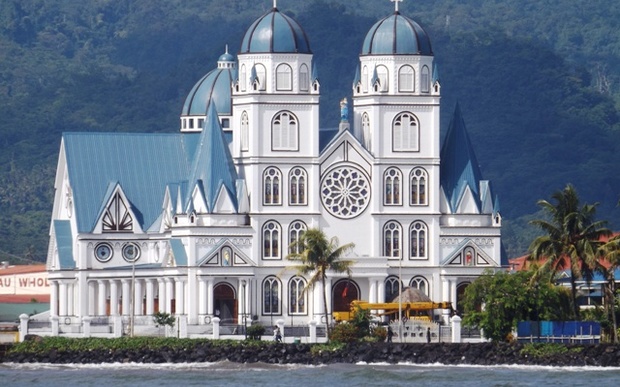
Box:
[333,300,452,322]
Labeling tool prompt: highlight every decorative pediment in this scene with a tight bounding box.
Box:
[199,240,254,267]
[442,240,492,267]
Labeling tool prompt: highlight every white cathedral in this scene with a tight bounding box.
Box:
[45,1,505,335]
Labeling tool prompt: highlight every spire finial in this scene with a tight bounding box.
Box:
[390,0,403,13]
[225,44,229,54]
[273,0,277,9]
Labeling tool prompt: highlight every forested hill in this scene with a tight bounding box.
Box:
[1,0,619,262]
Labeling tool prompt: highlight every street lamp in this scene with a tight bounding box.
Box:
[242,280,247,340]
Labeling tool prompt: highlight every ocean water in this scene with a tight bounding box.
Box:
[2,362,620,387]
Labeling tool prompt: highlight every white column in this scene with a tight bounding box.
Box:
[442,278,450,304]
[207,278,214,315]
[59,281,68,316]
[314,280,324,316]
[97,280,107,316]
[175,279,185,315]
[145,279,155,315]
[198,277,207,316]
[50,280,58,317]
[87,281,96,316]
[134,278,144,315]
[158,279,166,313]
[67,282,74,316]
[377,279,386,304]
[110,280,119,316]
[369,278,377,303]
[121,279,131,316]
[166,278,174,314]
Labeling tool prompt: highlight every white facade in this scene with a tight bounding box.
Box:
[44,4,503,334]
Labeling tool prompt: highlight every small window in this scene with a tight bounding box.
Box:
[276,64,292,91]
[262,221,281,259]
[410,168,428,206]
[383,221,401,258]
[398,65,415,92]
[256,64,266,91]
[362,113,371,150]
[410,221,427,259]
[421,65,430,93]
[289,167,307,205]
[393,112,419,152]
[221,118,230,128]
[263,277,281,315]
[263,167,281,205]
[240,65,247,92]
[299,64,309,91]
[241,111,249,151]
[376,65,389,92]
[198,118,204,129]
[384,168,402,205]
[272,111,299,150]
[362,66,369,92]
[189,119,194,129]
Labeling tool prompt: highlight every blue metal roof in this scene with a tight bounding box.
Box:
[440,103,484,212]
[181,62,235,116]
[54,220,75,269]
[361,12,432,55]
[64,132,200,232]
[170,239,188,266]
[240,8,311,54]
[186,103,239,212]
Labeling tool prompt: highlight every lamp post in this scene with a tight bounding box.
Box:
[398,255,403,342]
[242,280,247,340]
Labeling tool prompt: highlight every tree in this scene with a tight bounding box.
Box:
[287,228,354,338]
[599,234,620,343]
[462,269,571,342]
[528,184,611,319]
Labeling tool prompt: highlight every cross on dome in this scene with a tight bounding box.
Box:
[273,0,277,9]
[390,0,403,12]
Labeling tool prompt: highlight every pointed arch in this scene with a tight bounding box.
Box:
[383,221,402,258]
[410,167,428,205]
[289,167,307,205]
[421,65,430,93]
[240,111,249,151]
[410,221,427,259]
[384,167,402,205]
[409,276,429,295]
[255,63,266,91]
[262,220,281,260]
[263,167,281,205]
[332,279,360,313]
[288,220,307,254]
[240,65,247,92]
[102,191,134,232]
[385,276,402,302]
[272,111,299,151]
[289,276,307,315]
[299,64,309,91]
[362,113,371,150]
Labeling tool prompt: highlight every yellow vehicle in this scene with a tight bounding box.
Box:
[333,300,452,322]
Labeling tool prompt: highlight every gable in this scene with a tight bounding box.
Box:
[198,240,255,267]
[442,240,493,267]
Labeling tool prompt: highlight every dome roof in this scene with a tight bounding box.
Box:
[240,8,311,54]
[181,53,236,116]
[361,12,432,55]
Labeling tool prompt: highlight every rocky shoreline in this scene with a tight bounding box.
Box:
[3,341,620,367]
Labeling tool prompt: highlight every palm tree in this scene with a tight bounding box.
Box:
[599,234,620,343]
[528,184,610,320]
[287,228,355,338]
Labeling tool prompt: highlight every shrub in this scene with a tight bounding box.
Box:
[153,311,176,328]
[329,322,360,343]
[246,323,266,340]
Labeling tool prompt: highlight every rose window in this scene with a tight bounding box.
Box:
[320,166,370,218]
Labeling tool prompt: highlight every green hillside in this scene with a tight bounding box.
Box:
[1,0,619,262]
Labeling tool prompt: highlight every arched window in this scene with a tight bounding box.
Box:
[289,167,307,205]
[384,168,402,205]
[385,276,402,302]
[262,221,281,259]
[276,63,292,91]
[299,64,309,91]
[289,276,307,314]
[398,65,415,92]
[272,111,299,151]
[263,277,281,315]
[288,220,307,254]
[362,66,369,92]
[410,276,429,295]
[263,167,281,205]
[376,65,389,92]
[421,65,430,93]
[410,221,427,259]
[393,112,419,152]
[241,111,249,151]
[240,65,247,92]
[383,221,401,258]
[255,63,266,91]
[362,113,371,150]
[410,168,428,205]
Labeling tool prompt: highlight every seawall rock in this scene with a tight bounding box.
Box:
[3,342,620,367]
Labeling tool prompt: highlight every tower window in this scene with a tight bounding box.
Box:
[276,64,293,91]
[384,167,402,205]
[393,112,419,152]
[263,167,281,205]
[398,65,415,92]
[272,111,299,151]
[410,168,428,205]
[289,167,307,205]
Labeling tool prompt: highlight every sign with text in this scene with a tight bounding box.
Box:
[0,272,50,295]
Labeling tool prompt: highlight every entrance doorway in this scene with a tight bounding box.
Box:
[214,283,237,324]
[332,279,360,314]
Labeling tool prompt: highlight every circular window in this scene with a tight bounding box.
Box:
[122,243,141,262]
[320,165,370,219]
[94,243,113,262]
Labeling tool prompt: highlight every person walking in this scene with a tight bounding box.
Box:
[274,326,282,343]
[426,327,431,343]
[387,326,394,343]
